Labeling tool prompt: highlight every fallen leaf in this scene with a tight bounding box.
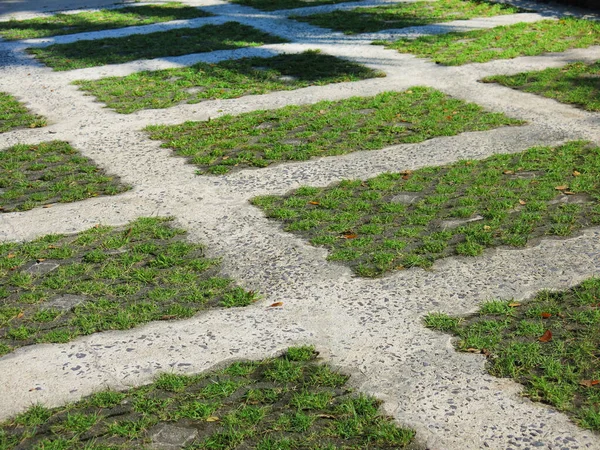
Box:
[341,232,358,239]
[318,110,326,115]
[17,311,24,319]
[482,349,491,357]
[206,416,220,422]
[160,315,176,320]
[503,170,514,175]
[579,380,600,387]
[519,199,527,205]
[540,312,552,319]
[466,348,481,353]
[573,170,581,177]
[402,174,410,180]
[555,185,568,191]
[484,225,491,231]
[508,302,521,307]
[399,170,413,175]
[538,330,552,342]
[222,156,229,160]
[269,302,283,307]
[42,204,52,208]
[308,201,320,205]
[317,414,336,419]
[7,253,15,259]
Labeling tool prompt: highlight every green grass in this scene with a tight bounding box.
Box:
[379,18,600,65]
[146,86,522,174]
[0,217,258,357]
[0,2,213,41]
[0,141,129,212]
[74,50,384,114]
[0,92,46,133]
[27,22,288,71]
[252,141,600,277]
[425,277,600,431]
[482,61,600,112]
[292,0,521,34]
[228,0,359,12]
[0,346,415,449]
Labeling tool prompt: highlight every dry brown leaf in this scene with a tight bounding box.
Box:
[540,312,552,319]
[579,380,600,387]
[318,110,326,115]
[42,204,52,208]
[6,254,15,259]
[341,232,358,239]
[555,185,568,191]
[466,348,481,353]
[503,170,514,175]
[399,170,413,175]
[538,330,552,342]
[519,199,527,205]
[269,302,283,308]
[17,311,24,319]
[317,414,336,419]
[508,302,521,307]
[206,417,220,422]
[573,170,581,176]
[308,201,320,205]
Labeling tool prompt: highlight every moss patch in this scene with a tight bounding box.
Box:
[0,217,258,357]
[252,141,600,276]
[425,278,600,431]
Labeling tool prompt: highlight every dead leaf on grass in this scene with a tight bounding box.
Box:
[269,302,283,307]
[579,380,600,387]
[508,302,521,307]
[540,312,552,319]
[538,330,552,342]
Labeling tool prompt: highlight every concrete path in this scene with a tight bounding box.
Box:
[0,0,599,449]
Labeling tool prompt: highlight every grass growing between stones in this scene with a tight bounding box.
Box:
[482,61,600,112]
[291,0,521,34]
[146,87,522,174]
[0,92,46,133]
[0,2,213,41]
[229,0,359,12]
[27,22,288,71]
[0,346,416,449]
[252,141,600,277]
[74,50,384,114]
[0,141,129,212]
[378,18,600,66]
[0,217,258,357]
[425,278,600,431]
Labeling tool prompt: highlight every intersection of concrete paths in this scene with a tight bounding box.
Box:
[0,0,600,448]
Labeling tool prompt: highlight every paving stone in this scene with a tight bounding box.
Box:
[23,261,60,275]
[42,294,86,312]
[439,215,484,230]
[391,192,421,204]
[148,423,198,450]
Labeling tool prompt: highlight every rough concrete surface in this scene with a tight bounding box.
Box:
[0,0,600,449]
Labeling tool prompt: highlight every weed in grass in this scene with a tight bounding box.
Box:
[0,141,129,212]
[425,278,600,431]
[28,22,288,71]
[0,347,415,448]
[0,2,213,40]
[293,0,520,34]
[252,141,600,276]
[229,0,358,11]
[74,50,384,113]
[379,18,600,65]
[483,61,600,112]
[0,217,257,356]
[147,86,522,174]
[0,92,46,133]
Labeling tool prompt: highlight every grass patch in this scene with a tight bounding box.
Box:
[292,0,520,34]
[0,2,213,41]
[0,141,129,212]
[27,22,288,71]
[0,346,415,448]
[74,50,384,114]
[0,92,46,133]
[425,277,600,431]
[482,60,600,112]
[252,141,600,277]
[228,0,359,12]
[146,86,522,174]
[379,18,600,65]
[0,217,258,357]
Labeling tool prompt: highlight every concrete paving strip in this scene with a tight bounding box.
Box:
[1,0,600,448]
